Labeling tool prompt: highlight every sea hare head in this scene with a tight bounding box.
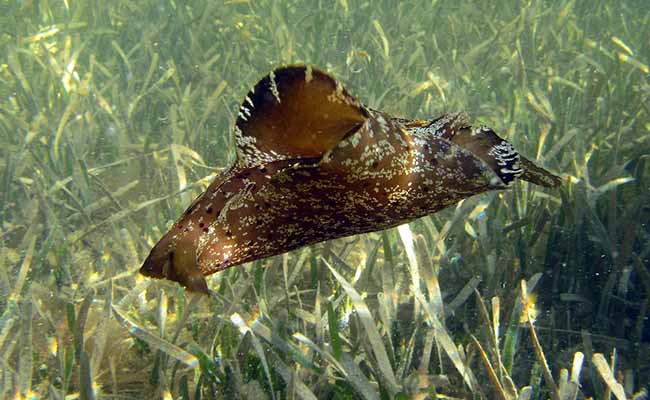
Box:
[140,215,209,293]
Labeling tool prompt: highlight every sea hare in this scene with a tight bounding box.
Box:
[140,65,561,293]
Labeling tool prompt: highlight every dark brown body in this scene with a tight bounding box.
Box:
[140,66,561,292]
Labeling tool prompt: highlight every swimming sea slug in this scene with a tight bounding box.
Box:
[140,65,561,293]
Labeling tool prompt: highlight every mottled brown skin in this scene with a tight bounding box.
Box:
[140,65,561,293]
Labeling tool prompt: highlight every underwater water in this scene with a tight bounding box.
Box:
[1,0,649,398]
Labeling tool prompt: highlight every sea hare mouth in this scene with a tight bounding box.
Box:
[140,238,209,294]
[140,65,561,292]
[139,259,162,279]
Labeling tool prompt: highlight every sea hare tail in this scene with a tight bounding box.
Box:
[519,156,562,188]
